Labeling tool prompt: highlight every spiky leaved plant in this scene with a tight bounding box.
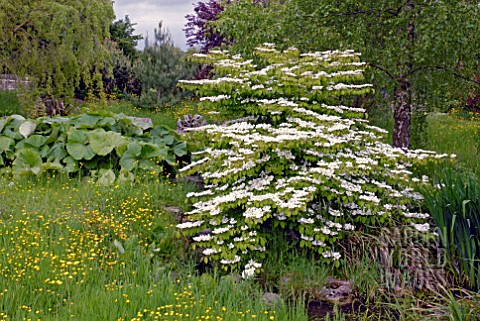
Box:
[177,44,451,278]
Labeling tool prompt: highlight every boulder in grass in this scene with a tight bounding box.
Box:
[177,114,207,135]
[309,278,354,306]
[127,116,153,130]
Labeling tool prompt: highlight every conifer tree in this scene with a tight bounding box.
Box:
[135,22,195,107]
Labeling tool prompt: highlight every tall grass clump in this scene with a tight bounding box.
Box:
[0,90,22,116]
[421,170,480,290]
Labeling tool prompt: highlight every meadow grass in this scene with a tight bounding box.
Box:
[0,174,307,321]
[425,112,480,178]
[0,90,23,117]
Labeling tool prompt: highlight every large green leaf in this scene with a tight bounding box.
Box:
[66,129,95,160]
[9,115,25,121]
[89,129,125,156]
[97,117,116,127]
[70,114,102,128]
[83,158,100,170]
[2,126,23,140]
[9,117,25,131]
[117,168,135,182]
[97,169,116,185]
[67,129,88,144]
[151,125,171,137]
[0,119,7,132]
[67,143,95,161]
[141,143,162,159]
[61,156,79,173]
[45,143,68,163]
[25,135,48,148]
[173,141,188,157]
[119,142,142,171]
[0,137,15,153]
[126,142,142,156]
[13,148,43,176]
[127,117,153,130]
[45,127,61,145]
[42,117,69,125]
[119,154,138,171]
[163,134,175,146]
[139,159,159,172]
[41,162,63,172]
[19,121,37,138]
[115,143,129,157]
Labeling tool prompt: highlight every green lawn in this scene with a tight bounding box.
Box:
[425,112,480,178]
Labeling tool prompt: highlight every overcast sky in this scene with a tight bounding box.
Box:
[113,0,202,50]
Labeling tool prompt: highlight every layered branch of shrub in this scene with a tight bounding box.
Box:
[0,113,188,183]
[177,44,451,278]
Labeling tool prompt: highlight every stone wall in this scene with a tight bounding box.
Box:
[0,74,30,91]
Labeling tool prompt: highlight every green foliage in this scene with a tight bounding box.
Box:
[215,0,480,148]
[110,15,143,61]
[0,90,22,117]
[425,112,480,180]
[102,40,142,97]
[421,170,480,290]
[134,22,196,108]
[177,45,448,277]
[0,0,114,100]
[0,113,188,182]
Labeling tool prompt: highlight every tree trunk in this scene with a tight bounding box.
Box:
[393,2,415,149]
[393,79,411,149]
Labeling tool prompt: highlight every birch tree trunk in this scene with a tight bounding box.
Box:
[393,79,411,148]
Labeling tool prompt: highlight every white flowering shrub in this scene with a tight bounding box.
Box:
[177,44,449,278]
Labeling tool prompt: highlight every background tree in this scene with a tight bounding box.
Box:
[135,22,196,108]
[110,15,143,61]
[214,0,480,148]
[0,0,114,102]
[102,39,142,98]
[184,0,228,53]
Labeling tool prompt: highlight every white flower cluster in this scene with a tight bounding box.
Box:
[192,234,212,242]
[200,95,231,102]
[326,83,374,91]
[322,251,341,260]
[177,44,449,276]
[242,260,262,279]
[220,255,241,265]
[244,206,271,219]
[177,220,204,229]
[203,248,220,256]
[411,223,430,232]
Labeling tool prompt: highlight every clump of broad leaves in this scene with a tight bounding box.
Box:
[177,44,451,278]
[0,113,188,183]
